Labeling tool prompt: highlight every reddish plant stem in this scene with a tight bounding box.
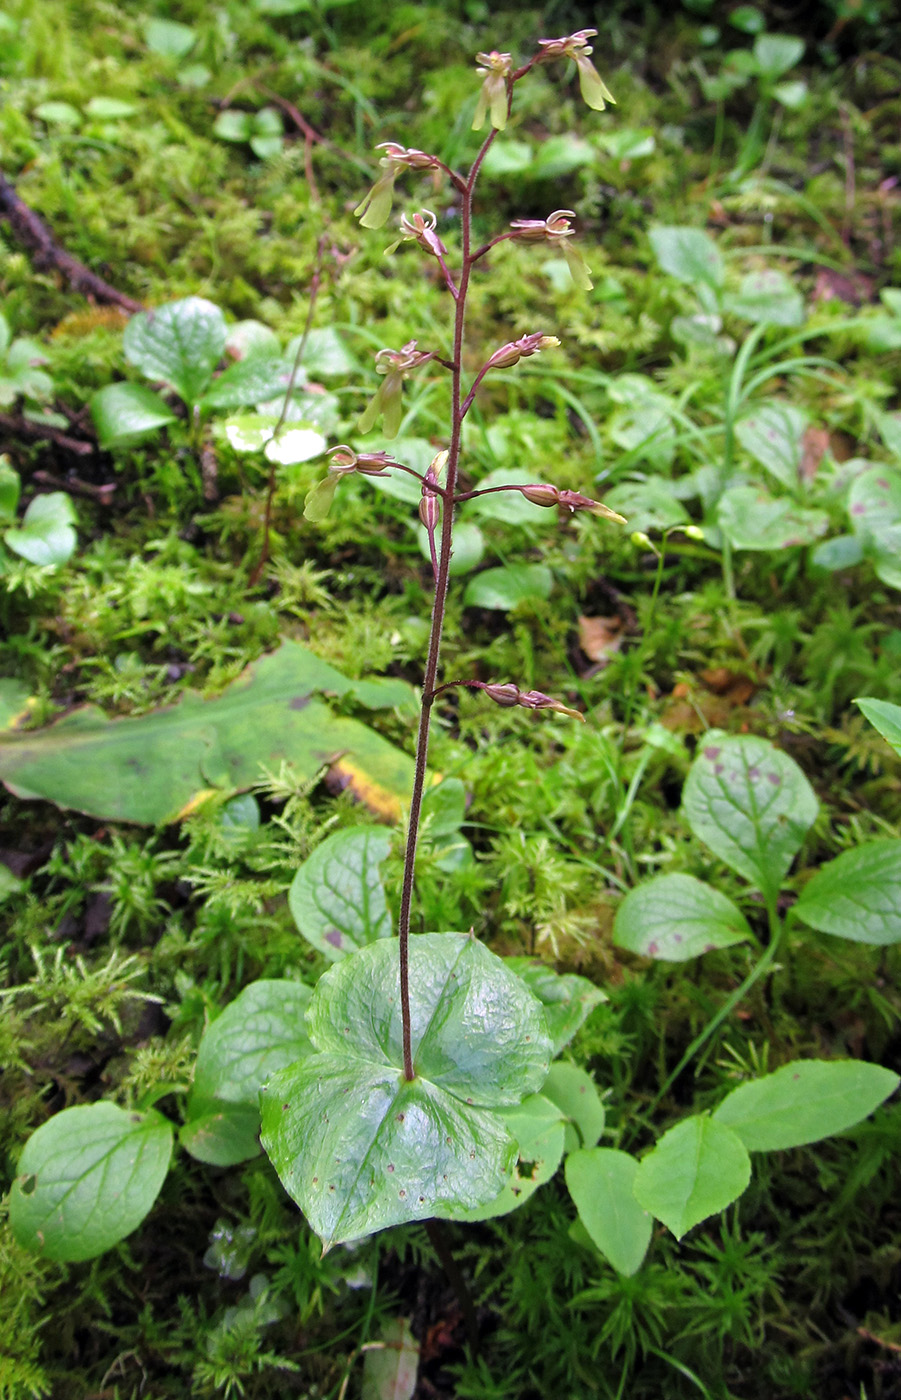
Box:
[395,126,499,1082]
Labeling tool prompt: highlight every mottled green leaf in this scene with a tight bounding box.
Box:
[0,641,417,824]
[123,297,226,407]
[682,732,818,900]
[613,873,752,961]
[735,403,808,490]
[289,827,392,961]
[260,934,551,1245]
[362,1318,419,1400]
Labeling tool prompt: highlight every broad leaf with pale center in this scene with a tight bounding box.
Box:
[288,827,392,961]
[260,933,551,1246]
[613,872,751,961]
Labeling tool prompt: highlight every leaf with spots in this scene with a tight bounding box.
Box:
[613,872,752,962]
[681,732,818,902]
[506,959,606,1054]
[9,1103,173,1262]
[435,1093,566,1222]
[260,934,552,1247]
[288,827,392,962]
[362,1318,419,1400]
[717,485,828,552]
[712,1060,899,1151]
[847,466,901,590]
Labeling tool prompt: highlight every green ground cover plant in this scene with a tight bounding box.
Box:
[2,1,901,1397]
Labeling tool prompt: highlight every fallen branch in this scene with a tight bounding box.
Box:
[32,471,116,503]
[0,411,94,456]
[0,170,143,313]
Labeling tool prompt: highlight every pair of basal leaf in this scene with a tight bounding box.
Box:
[614,730,901,960]
[565,1056,899,1275]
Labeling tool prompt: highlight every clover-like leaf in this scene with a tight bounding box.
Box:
[260,933,551,1246]
[10,1103,173,1261]
[288,827,393,961]
[712,1060,899,1151]
[613,872,752,961]
[123,297,227,408]
[681,732,818,902]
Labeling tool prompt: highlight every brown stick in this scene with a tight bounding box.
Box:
[0,411,94,456]
[0,170,143,313]
[32,470,116,503]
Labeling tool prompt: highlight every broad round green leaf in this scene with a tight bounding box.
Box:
[712,1060,899,1151]
[682,731,818,901]
[542,1062,605,1151]
[144,16,197,57]
[753,32,804,80]
[565,1148,652,1276]
[603,480,687,535]
[288,827,393,961]
[305,935,550,1105]
[123,297,227,407]
[260,934,551,1244]
[287,326,358,378]
[463,564,553,611]
[362,1318,419,1400]
[5,492,77,567]
[735,403,807,490]
[633,1115,750,1240]
[91,382,178,448]
[201,355,292,411]
[856,697,901,757]
[717,486,828,551]
[793,840,901,945]
[10,1103,173,1261]
[613,872,752,961]
[724,270,803,328]
[191,978,313,1109]
[649,226,724,291]
[848,466,901,588]
[507,959,606,1055]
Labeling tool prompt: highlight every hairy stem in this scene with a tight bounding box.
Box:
[396,128,498,1082]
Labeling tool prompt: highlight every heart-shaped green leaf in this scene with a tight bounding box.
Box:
[91,382,178,448]
[123,297,227,408]
[649,226,724,291]
[260,933,551,1245]
[463,564,553,611]
[682,732,818,902]
[288,827,393,961]
[200,355,292,411]
[792,839,901,945]
[735,403,808,490]
[712,1060,899,1151]
[847,466,901,589]
[5,492,77,567]
[566,1148,652,1275]
[633,1114,750,1240]
[724,270,803,328]
[613,872,752,961]
[10,1103,173,1261]
[179,1104,263,1167]
[717,486,828,551]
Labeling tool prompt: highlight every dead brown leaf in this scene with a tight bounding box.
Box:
[578,614,624,664]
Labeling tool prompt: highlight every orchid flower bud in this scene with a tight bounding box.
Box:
[473,51,512,132]
[418,491,441,533]
[509,210,593,291]
[483,332,560,372]
[477,681,583,721]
